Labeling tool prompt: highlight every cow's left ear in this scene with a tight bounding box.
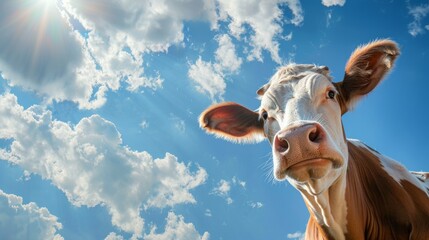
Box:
[335,39,400,114]
[199,102,265,143]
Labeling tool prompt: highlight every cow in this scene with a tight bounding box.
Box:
[199,40,429,240]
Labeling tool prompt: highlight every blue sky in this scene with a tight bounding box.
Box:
[0,0,428,239]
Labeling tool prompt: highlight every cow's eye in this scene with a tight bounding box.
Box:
[327,90,336,99]
[261,111,268,120]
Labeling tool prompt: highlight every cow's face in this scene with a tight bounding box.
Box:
[200,40,399,196]
[257,65,346,194]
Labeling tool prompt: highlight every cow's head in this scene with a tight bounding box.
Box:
[200,40,399,195]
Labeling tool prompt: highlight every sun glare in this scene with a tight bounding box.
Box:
[38,0,56,7]
[2,0,67,74]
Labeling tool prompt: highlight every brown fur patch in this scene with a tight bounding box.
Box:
[344,142,429,239]
[302,141,429,239]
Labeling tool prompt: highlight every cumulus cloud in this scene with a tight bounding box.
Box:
[321,0,346,7]
[217,0,303,63]
[215,34,243,73]
[287,231,305,240]
[188,57,226,102]
[0,190,63,240]
[145,212,210,240]
[61,0,218,97]
[64,0,217,52]
[104,232,124,240]
[211,177,246,204]
[189,34,242,102]
[408,3,429,36]
[0,93,207,238]
[285,0,305,26]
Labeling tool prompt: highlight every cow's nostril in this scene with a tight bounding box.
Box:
[275,135,289,152]
[309,126,321,143]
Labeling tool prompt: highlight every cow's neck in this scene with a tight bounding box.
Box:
[343,140,429,239]
[299,171,348,240]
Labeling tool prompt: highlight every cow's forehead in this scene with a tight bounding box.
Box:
[259,64,333,101]
[270,64,331,84]
[258,64,332,97]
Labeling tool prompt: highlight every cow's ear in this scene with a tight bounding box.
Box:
[199,102,265,143]
[335,39,399,114]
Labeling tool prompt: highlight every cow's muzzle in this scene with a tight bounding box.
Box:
[273,123,342,180]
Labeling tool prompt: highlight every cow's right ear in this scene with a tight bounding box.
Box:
[199,102,265,143]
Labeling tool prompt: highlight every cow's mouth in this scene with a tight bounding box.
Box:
[288,157,341,170]
[275,157,342,181]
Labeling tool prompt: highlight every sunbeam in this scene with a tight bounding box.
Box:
[0,0,86,106]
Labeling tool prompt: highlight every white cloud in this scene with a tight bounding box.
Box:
[0,189,63,240]
[105,232,124,240]
[287,231,305,240]
[189,34,243,102]
[249,201,264,208]
[212,179,233,204]
[188,57,226,102]
[204,209,212,217]
[140,120,149,129]
[145,212,210,240]
[64,0,217,52]
[321,0,346,7]
[215,34,243,73]
[283,32,293,41]
[232,176,246,188]
[217,0,303,63]
[225,198,234,204]
[211,177,246,204]
[61,0,218,96]
[82,29,164,94]
[286,0,305,26]
[408,3,429,36]
[326,10,333,27]
[214,180,231,195]
[210,176,246,204]
[325,9,342,28]
[0,93,208,238]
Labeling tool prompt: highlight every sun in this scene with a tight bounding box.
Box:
[37,0,56,7]
[12,0,65,71]
[32,0,59,14]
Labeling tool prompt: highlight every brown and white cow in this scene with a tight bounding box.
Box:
[199,40,429,240]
